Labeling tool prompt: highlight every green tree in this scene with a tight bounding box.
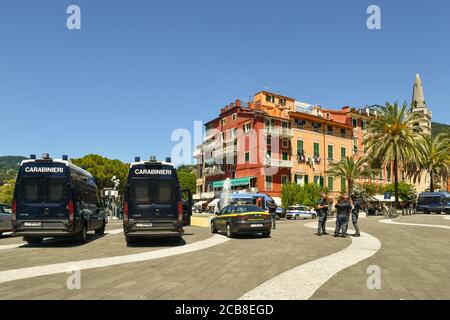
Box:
[382,182,417,203]
[71,154,129,193]
[364,102,427,207]
[0,179,15,205]
[177,169,196,194]
[408,133,450,192]
[326,156,377,198]
[281,183,326,208]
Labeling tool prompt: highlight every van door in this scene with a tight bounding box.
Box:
[181,189,192,226]
[17,176,69,221]
[129,178,178,221]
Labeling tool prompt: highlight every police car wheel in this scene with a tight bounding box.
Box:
[210,222,217,234]
[95,221,106,236]
[262,231,271,238]
[226,224,234,238]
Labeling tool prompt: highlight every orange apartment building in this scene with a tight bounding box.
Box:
[289,110,353,197]
[194,92,295,198]
[194,91,358,199]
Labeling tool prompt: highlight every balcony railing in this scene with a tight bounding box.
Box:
[264,159,293,168]
[264,127,293,138]
[203,166,225,177]
[213,145,236,158]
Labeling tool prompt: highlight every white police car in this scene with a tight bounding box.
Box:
[286,205,317,220]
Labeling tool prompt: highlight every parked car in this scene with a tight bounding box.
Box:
[286,205,317,220]
[416,192,450,214]
[276,207,286,219]
[0,203,13,237]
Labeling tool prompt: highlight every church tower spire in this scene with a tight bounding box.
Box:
[412,73,426,108]
[410,73,432,130]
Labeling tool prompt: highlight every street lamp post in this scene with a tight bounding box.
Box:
[110,176,120,220]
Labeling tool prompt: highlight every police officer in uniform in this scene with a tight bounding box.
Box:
[350,196,361,237]
[334,195,352,238]
[267,200,277,229]
[316,192,329,236]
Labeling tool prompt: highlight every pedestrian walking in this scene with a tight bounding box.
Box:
[334,195,352,238]
[316,192,329,236]
[350,196,361,237]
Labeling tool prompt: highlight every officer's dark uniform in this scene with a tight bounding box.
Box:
[334,199,352,237]
[316,198,328,236]
[268,201,277,229]
[350,198,361,236]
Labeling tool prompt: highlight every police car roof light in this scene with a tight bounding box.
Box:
[165,157,171,163]
[42,153,50,159]
[135,156,141,162]
[62,155,69,161]
[149,156,157,163]
[30,154,36,160]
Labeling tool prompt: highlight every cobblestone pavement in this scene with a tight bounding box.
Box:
[0,214,449,300]
[311,214,450,300]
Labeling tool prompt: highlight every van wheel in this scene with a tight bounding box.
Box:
[226,224,234,238]
[125,237,135,246]
[424,209,429,214]
[95,221,106,236]
[75,224,88,243]
[262,231,271,238]
[211,222,217,234]
[0,232,3,238]
[24,236,43,245]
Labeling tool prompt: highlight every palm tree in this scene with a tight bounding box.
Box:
[327,156,377,198]
[363,102,428,207]
[408,133,450,192]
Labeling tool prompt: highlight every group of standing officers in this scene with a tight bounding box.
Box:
[316,192,361,238]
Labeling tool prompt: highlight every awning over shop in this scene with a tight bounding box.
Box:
[272,197,282,207]
[368,195,402,203]
[207,199,220,208]
[212,177,255,189]
[194,200,207,208]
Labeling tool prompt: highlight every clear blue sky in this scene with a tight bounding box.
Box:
[1,0,449,164]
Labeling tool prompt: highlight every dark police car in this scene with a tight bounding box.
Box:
[12,154,106,244]
[210,204,272,238]
[123,156,192,244]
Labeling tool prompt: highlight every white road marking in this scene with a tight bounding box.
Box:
[0,235,229,284]
[379,218,450,230]
[0,228,123,251]
[240,220,381,300]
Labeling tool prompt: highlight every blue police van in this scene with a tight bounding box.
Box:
[417,192,450,214]
[123,156,192,245]
[12,154,106,244]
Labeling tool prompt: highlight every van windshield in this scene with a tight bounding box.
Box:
[20,177,67,203]
[130,178,178,205]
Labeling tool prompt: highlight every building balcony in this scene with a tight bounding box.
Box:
[203,166,225,177]
[193,146,203,158]
[264,127,293,138]
[264,159,293,168]
[213,145,236,158]
[203,141,218,151]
